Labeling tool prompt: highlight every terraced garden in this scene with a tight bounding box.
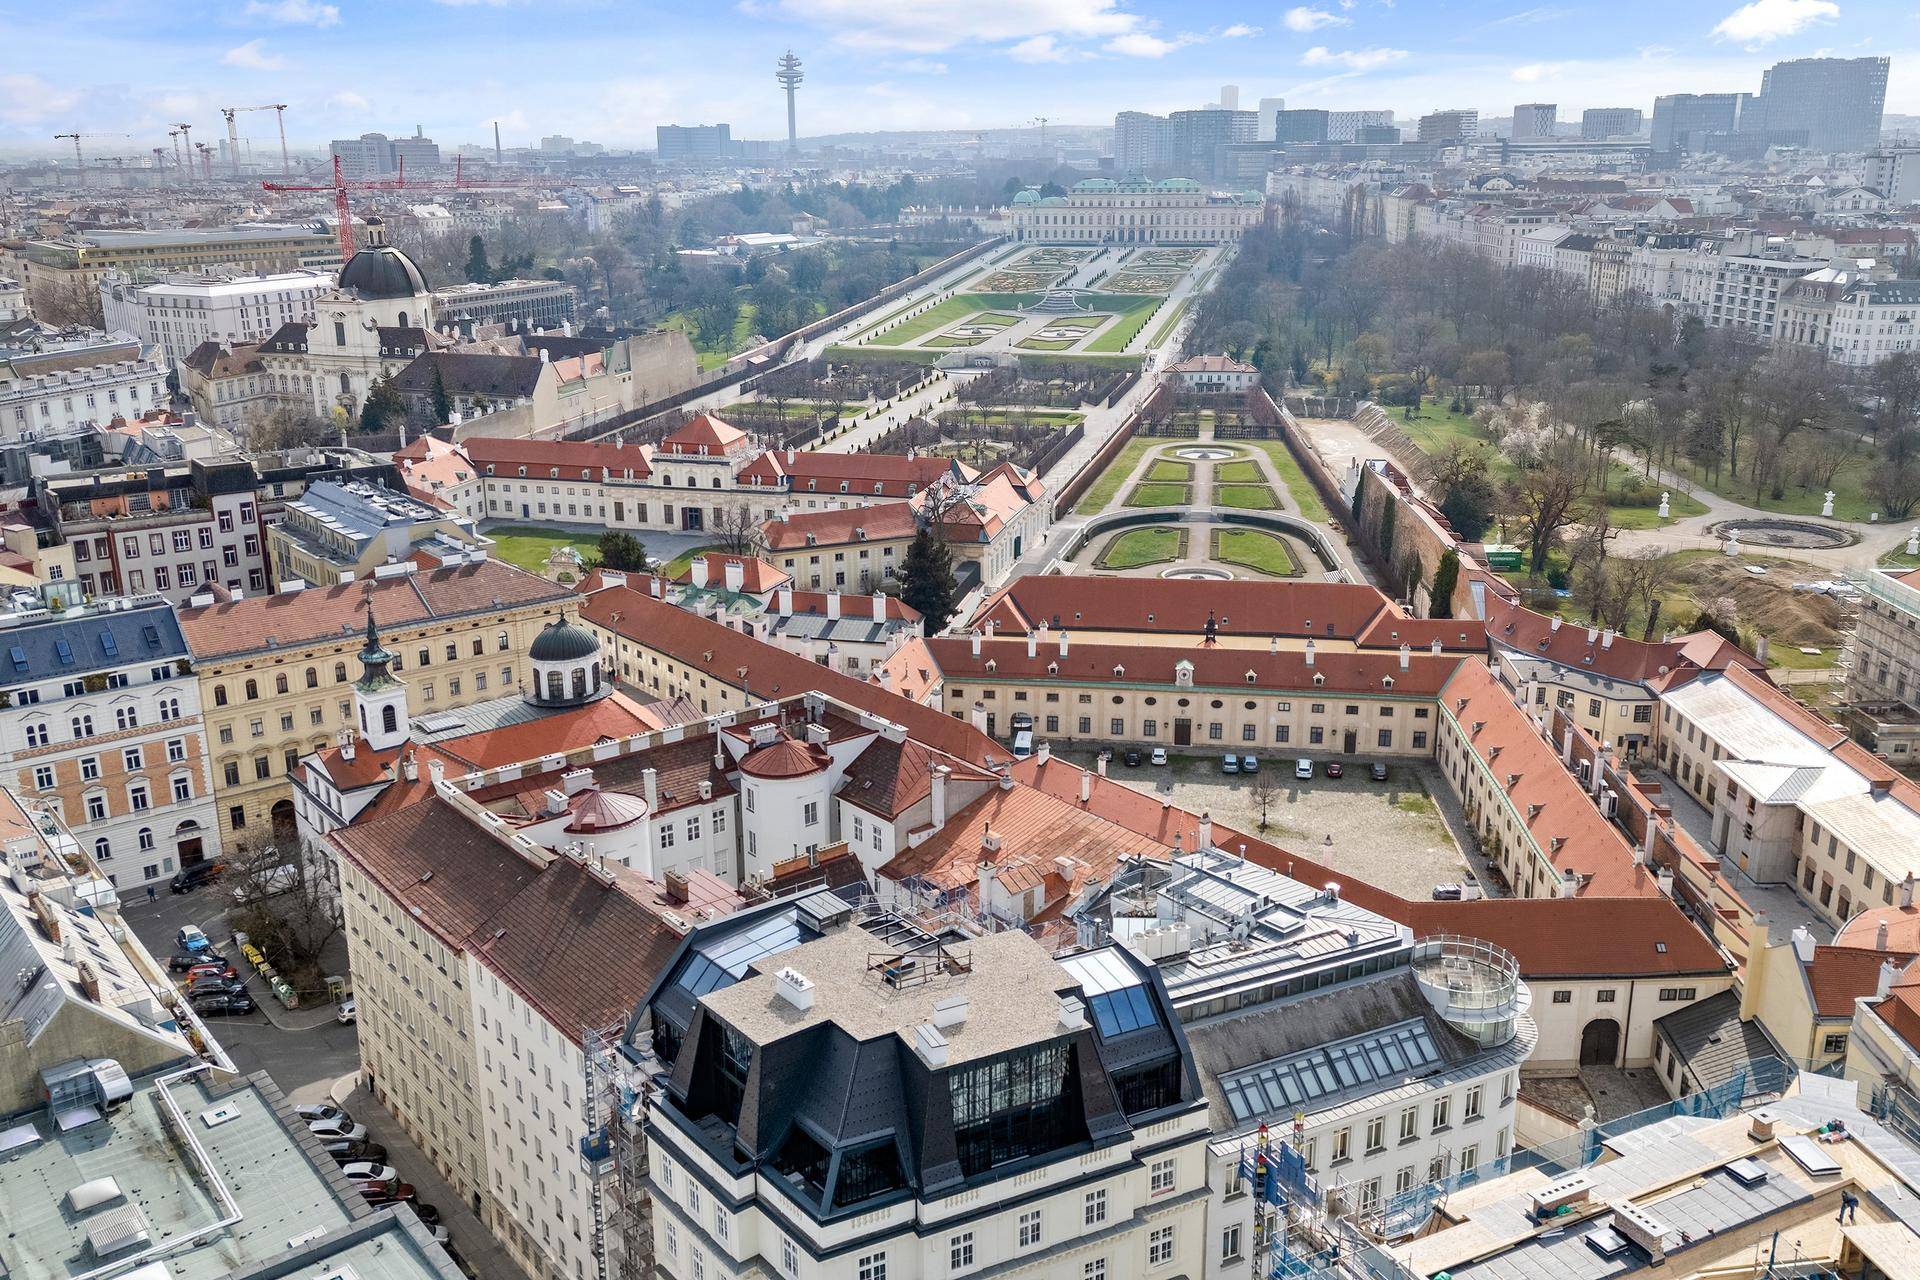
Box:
[1097,527,1186,569]
[1215,484,1280,511]
[1126,482,1191,508]
[1212,529,1303,577]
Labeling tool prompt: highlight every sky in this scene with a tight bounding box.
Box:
[2,0,1919,156]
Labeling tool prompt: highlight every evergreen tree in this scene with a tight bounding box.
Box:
[900,528,958,633]
[595,530,649,572]
[464,234,492,284]
[428,364,454,425]
[1429,550,1459,619]
[359,376,406,434]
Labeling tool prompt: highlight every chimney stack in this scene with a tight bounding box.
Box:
[1399,642,1410,671]
[874,594,888,624]
[778,587,794,616]
[1905,873,1916,910]
[690,557,710,589]
[643,767,659,810]
[931,764,950,830]
[827,593,841,620]
[1197,811,1213,851]
[1079,771,1092,804]
[1026,630,1037,659]
[1059,630,1069,658]
[970,629,982,657]
[723,558,745,594]
[1304,638,1315,667]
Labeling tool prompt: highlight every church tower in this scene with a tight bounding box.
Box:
[354,604,411,752]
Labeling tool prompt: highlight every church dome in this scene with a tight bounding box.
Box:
[530,617,600,663]
[338,243,430,300]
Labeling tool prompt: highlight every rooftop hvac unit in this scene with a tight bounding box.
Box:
[199,1103,241,1128]
[1528,1171,1593,1218]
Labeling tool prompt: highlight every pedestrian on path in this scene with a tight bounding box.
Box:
[147,886,158,905]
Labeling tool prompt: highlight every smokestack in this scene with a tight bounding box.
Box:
[931,764,950,830]
[1026,630,1037,659]
[494,120,502,163]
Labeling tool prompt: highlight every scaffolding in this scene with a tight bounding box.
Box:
[580,1019,654,1280]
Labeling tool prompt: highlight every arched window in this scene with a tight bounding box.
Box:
[546,671,564,701]
[381,705,397,735]
[571,668,587,700]
[137,827,153,851]
[244,679,259,700]
[214,684,228,707]
[275,673,288,695]
[339,372,351,395]
[335,662,348,682]
[306,667,318,689]
[93,836,111,863]
[397,311,408,328]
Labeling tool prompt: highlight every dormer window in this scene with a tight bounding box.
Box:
[874,482,884,494]
[550,467,560,479]
[1313,672,1326,686]
[840,481,849,493]
[518,466,527,477]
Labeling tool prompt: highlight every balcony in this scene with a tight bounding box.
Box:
[1412,934,1526,1048]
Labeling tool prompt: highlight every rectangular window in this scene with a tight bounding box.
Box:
[1465,1086,1483,1121]
[1150,1157,1176,1194]
[1019,1210,1042,1248]
[1552,989,1572,1004]
[858,1254,887,1280]
[1084,1188,1108,1225]
[1366,1117,1385,1153]
[1148,1227,1174,1268]
[1221,1225,1242,1263]
[949,1233,974,1271]
[1658,987,1697,1002]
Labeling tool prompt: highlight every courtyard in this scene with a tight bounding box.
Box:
[1056,748,1491,900]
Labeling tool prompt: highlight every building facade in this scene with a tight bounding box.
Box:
[0,332,169,445]
[1010,177,1264,245]
[97,270,331,369]
[431,278,580,337]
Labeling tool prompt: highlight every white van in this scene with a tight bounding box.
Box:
[1012,730,1034,761]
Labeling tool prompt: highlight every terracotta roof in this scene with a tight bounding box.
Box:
[762,501,918,551]
[1440,660,1658,898]
[1872,962,1920,1052]
[737,736,830,779]
[870,637,942,703]
[576,584,999,766]
[1483,596,1703,684]
[839,736,997,819]
[932,471,1030,544]
[431,694,660,770]
[674,554,790,593]
[970,576,1402,641]
[736,449,962,497]
[927,637,1460,697]
[462,435,653,480]
[179,559,573,662]
[394,435,477,507]
[658,412,749,456]
[1835,897,1920,952]
[1809,945,1912,1018]
[329,795,545,948]
[780,589,920,623]
[564,789,650,833]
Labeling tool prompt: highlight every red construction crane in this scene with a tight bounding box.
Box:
[262,155,527,263]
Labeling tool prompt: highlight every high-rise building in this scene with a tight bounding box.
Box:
[1167,108,1257,179]
[1256,96,1286,141]
[1417,109,1479,143]
[1218,84,1240,110]
[1272,109,1330,144]
[1511,103,1557,140]
[1114,110,1171,172]
[388,126,440,172]
[328,132,390,179]
[1650,93,1748,153]
[656,123,733,163]
[1327,109,1395,143]
[1753,56,1889,152]
[1867,148,1920,204]
[1581,107,1644,140]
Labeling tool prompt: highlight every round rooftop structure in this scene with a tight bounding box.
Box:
[338,242,430,300]
[565,789,650,834]
[530,617,601,663]
[738,737,831,780]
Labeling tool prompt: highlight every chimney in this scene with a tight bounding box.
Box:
[1059,630,1069,658]
[642,767,658,810]
[931,764,950,829]
[970,629,982,657]
[1880,959,1903,999]
[1904,873,1916,910]
[724,558,745,593]
[1036,740,1052,765]
[1431,638,1442,655]
[873,594,887,624]
[1058,996,1089,1031]
[1269,634,1278,655]
[913,1023,950,1067]
[1304,638,1315,667]
[1197,811,1213,850]
[690,557,710,589]
[428,759,444,787]
[1601,629,1615,649]
[561,766,595,796]
[1096,753,1108,777]
[1026,630,1037,659]
[1550,616,1563,632]
[1585,625,1598,643]
[1877,921,1891,951]
[1079,771,1092,804]
[1399,643,1410,671]
[778,587,793,616]
[827,594,841,620]
[402,754,419,782]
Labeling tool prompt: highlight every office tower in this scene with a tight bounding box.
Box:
[1219,84,1241,111]
[1754,56,1889,152]
[388,126,440,172]
[776,50,804,153]
[1867,148,1920,204]
[1272,110,1330,144]
[1512,103,1557,140]
[1167,108,1257,179]
[1650,93,1747,153]
[1257,96,1286,141]
[1114,110,1171,173]
[1581,107,1644,140]
[328,132,391,179]
[1326,110,1395,143]
[1417,109,1479,143]
[656,123,733,163]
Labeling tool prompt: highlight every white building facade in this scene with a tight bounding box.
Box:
[0,333,168,444]
[98,270,331,369]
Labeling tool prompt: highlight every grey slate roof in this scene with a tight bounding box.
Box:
[1653,989,1784,1088]
[393,351,543,400]
[0,600,186,685]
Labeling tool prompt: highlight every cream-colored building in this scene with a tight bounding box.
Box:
[178,555,573,848]
[1010,177,1263,244]
[266,478,485,587]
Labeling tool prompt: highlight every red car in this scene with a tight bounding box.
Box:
[184,962,238,983]
[360,1180,418,1205]
[1323,761,1345,779]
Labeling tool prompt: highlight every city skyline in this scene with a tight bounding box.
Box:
[4,0,1920,155]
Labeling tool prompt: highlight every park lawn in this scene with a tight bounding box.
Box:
[976,313,1022,326]
[1881,550,1920,569]
[1216,460,1265,484]
[1215,484,1280,511]
[923,334,985,348]
[1667,453,1876,522]
[1126,482,1192,508]
[1144,459,1194,483]
[1074,436,1160,515]
[662,301,760,371]
[1769,646,1840,671]
[485,525,597,577]
[878,297,988,346]
[1097,528,1186,570]
[1242,441,1331,524]
[1016,338,1079,351]
[1083,295,1164,353]
[1212,529,1302,577]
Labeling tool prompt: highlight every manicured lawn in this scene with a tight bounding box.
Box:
[1215,484,1279,511]
[1126,482,1191,508]
[1881,550,1920,569]
[662,302,760,370]
[1769,646,1840,671]
[924,334,986,348]
[1212,529,1302,577]
[1216,460,1265,484]
[1096,528,1186,570]
[1241,441,1332,524]
[879,298,986,346]
[1602,486,1709,530]
[1144,459,1194,483]
[1146,298,1190,349]
[1074,436,1159,515]
[484,525,594,576]
[1398,401,1494,459]
[1083,295,1164,353]
[661,543,724,578]
[1016,338,1079,351]
[1668,454,1876,522]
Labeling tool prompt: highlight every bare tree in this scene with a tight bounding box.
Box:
[1247,770,1280,832]
[214,842,342,980]
[709,501,766,557]
[1505,442,1594,577]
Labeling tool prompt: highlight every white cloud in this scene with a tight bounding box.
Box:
[1283,6,1349,31]
[772,0,1140,54]
[1299,44,1407,69]
[1009,34,1074,62]
[327,90,370,112]
[0,74,80,126]
[1481,6,1568,26]
[1511,61,1567,81]
[1105,30,1202,56]
[893,57,949,73]
[221,39,285,69]
[1711,0,1839,46]
[242,0,339,26]
[1219,22,1260,38]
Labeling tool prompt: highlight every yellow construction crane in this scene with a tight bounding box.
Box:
[52,132,131,185]
[222,104,290,177]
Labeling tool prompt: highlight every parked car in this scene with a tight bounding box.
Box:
[1240,755,1259,774]
[1324,761,1344,779]
[1122,749,1143,767]
[183,961,238,982]
[169,950,225,972]
[1369,762,1390,782]
[168,862,227,894]
[1149,747,1169,766]
[186,977,247,999]
[1294,758,1314,780]
[176,925,212,953]
[191,993,257,1017]
[322,1139,387,1164]
[297,1104,350,1125]
[1220,754,1239,775]
[1431,883,1465,901]
[413,1203,442,1227]
[308,1117,369,1144]
[337,998,357,1025]
[339,1162,400,1184]
[360,1180,418,1205]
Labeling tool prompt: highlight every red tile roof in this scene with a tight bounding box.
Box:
[926,637,1460,698]
[736,449,963,497]
[1835,897,1920,952]
[575,583,999,765]
[1809,945,1912,1018]
[761,502,918,551]
[969,576,1402,641]
[461,435,653,480]
[658,412,749,456]
[840,736,997,819]
[180,559,573,662]
[674,554,792,593]
[1483,596,1705,684]
[779,590,920,623]
[737,736,831,779]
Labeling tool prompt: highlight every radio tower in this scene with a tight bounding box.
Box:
[776,51,804,154]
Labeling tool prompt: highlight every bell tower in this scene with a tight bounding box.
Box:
[353,604,410,752]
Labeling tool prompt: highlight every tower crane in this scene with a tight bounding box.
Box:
[1029,116,1051,159]
[52,132,131,185]
[222,104,290,176]
[172,123,194,164]
[262,154,528,262]
[194,142,214,181]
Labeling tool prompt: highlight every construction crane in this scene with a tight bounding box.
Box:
[222,104,290,176]
[262,154,527,262]
[52,132,131,186]
[152,146,167,177]
[1030,116,1051,159]
[172,122,194,165]
[194,142,214,181]
[168,129,186,180]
